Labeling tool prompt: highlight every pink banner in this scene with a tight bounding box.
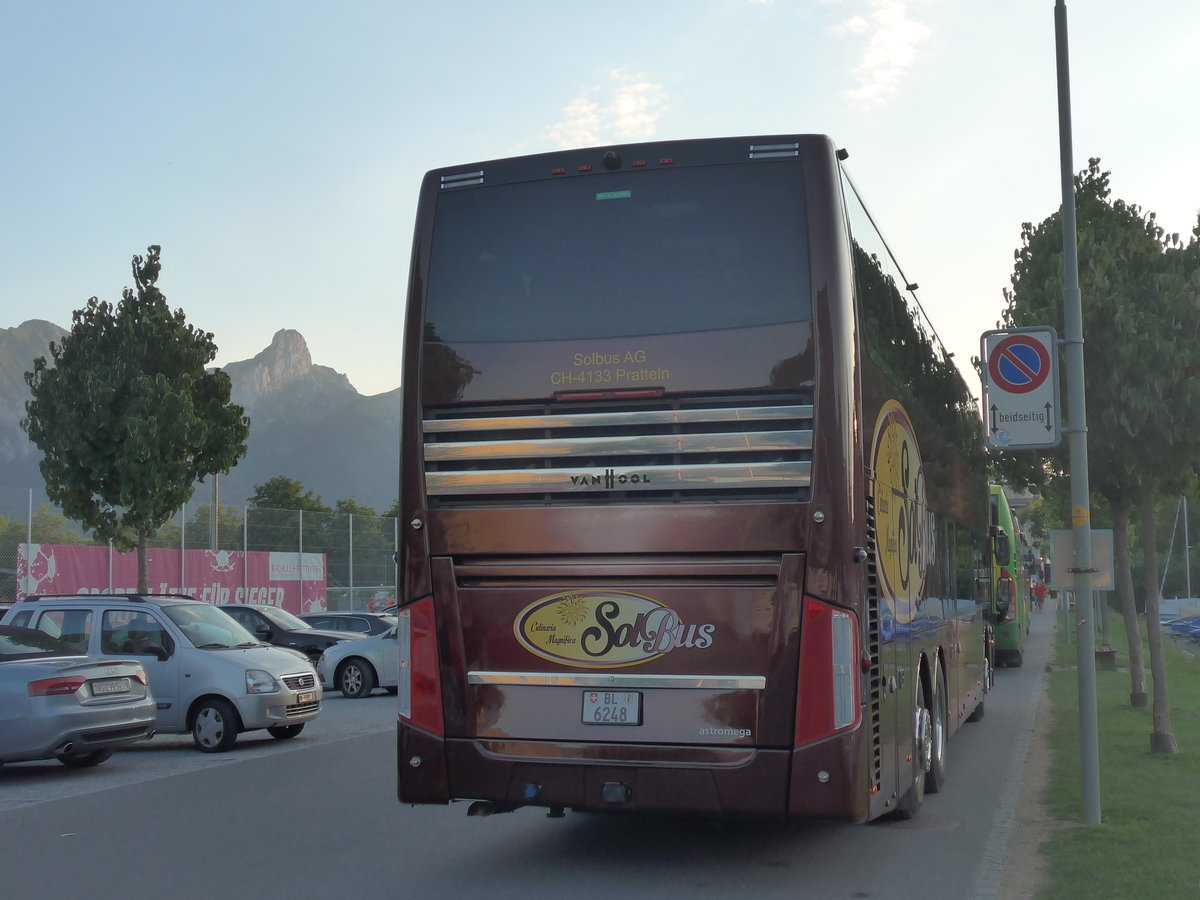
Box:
[16,544,327,614]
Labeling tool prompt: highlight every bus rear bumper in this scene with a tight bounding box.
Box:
[400,723,833,820]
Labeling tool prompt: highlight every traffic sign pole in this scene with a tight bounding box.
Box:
[1056,0,1101,827]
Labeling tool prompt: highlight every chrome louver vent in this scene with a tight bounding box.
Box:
[423,395,813,507]
[440,170,485,189]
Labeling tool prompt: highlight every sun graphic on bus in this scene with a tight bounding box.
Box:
[556,594,589,626]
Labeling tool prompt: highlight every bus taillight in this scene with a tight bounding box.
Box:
[398,597,444,735]
[795,598,861,746]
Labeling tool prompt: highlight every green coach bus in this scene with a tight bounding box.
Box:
[990,485,1030,667]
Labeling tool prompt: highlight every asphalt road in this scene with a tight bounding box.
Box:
[0,613,1055,900]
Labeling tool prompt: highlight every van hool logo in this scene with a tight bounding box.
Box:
[569,469,651,489]
[514,590,715,668]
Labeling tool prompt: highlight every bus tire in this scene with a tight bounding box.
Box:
[1009,651,1024,668]
[926,662,948,794]
[968,699,985,722]
[894,680,931,820]
[984,629,996,690]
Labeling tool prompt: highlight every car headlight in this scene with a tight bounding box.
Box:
[246,668,280,694]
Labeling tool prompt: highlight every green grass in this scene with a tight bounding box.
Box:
[1039,617,1200,899]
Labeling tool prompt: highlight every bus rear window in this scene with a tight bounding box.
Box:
[424,163,812,344]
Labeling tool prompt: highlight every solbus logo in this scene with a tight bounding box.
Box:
[514,590,715,668]
[870,400,935,624]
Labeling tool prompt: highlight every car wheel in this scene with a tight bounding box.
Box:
[267,724,304,740]
[192,698,240,753]
[59,749,114,768]
[338,659,376,699]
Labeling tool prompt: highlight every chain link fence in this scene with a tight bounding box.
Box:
[0,487,398,611]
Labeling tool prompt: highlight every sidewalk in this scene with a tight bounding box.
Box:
[994,605,1060,900]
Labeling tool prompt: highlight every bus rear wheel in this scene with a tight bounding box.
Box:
[894,681,931,820]
[926,663,948,794]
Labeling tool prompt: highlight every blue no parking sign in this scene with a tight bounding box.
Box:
[980,327,1061,450]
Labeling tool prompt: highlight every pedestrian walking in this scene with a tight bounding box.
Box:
[1033,580,1047,611]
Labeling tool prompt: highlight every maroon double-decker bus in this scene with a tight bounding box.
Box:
[395,134,991,822]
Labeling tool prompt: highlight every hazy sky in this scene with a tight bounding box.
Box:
[3,0,1197,398]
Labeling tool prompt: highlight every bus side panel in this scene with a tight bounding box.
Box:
[948,596,989,729]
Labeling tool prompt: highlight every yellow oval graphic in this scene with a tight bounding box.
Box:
[514,590,713,668]
[871,400,935,624]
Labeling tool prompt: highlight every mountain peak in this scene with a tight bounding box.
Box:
[237,328,314,383]
[221,328,357,425]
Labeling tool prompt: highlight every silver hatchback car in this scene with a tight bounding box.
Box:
[3,594,323,753]
[0,624,156,767]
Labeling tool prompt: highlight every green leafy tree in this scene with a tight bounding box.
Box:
[182,502,246,549]
[1004,161,1200,751]
[328,498,394,595]
[246,476,329,553]
[22,246,250,593]
[249,476,328,512]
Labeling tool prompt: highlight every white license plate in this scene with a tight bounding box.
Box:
[92,677,131,696]
[582,690,641,726]
[296,691,316,704]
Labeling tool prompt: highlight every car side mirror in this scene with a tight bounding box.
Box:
[255,623,273,639]
[384,628,398,640]
[146,644,170,662]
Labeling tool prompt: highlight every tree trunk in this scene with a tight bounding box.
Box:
[1099,586,1112,646]
[137,530,149,594]
[1113,505,1147,706]
[1140,473,1178,753]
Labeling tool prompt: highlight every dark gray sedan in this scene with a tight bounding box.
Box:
[0,626,156,768]
[299,611,397,636]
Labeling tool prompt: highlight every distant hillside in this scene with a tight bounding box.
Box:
[0,321,399,515]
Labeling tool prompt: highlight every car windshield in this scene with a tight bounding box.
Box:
[163,605,260,649]
[254,606,311,630]
[0,626,74,660]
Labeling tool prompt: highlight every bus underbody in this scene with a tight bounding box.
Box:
[398,724,867,822]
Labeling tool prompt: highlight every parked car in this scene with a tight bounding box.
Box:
[299,611,397,636]
[219,604,354,665]
[317,625,399,698]
[2,594,322,753]
[0,624,156,767]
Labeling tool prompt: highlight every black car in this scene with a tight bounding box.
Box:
[299,611,397,636]
[218,604,351,664]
